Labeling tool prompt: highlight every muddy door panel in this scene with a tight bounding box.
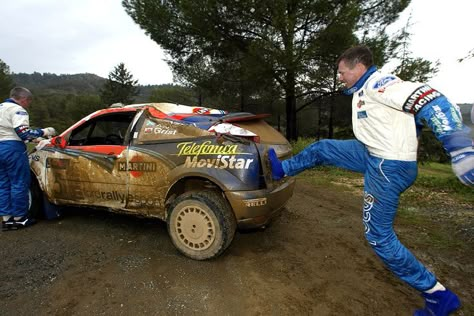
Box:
[124,147,174,218]
[47,146,128,209]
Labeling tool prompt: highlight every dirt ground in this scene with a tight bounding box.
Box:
[0,180,472,315]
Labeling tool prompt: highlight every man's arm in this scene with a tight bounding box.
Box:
[11,107,57,141]
[403,87,473,186]
[368,80,473,186]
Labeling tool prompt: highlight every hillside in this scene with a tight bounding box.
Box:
[11,72,161,103]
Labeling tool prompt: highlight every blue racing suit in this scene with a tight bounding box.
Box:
[0,98,44,218]
[281,67,472,292]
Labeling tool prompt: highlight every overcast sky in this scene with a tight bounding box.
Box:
[1,0,473,103]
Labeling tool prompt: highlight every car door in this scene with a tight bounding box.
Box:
[123,107,213,219]
[46,110,136,209]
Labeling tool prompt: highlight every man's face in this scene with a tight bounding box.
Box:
[18,97,32,108]
[337,60,366,88]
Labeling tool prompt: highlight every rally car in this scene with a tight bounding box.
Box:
[28,103,295,260]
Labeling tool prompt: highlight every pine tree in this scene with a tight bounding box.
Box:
[100,63,140,105]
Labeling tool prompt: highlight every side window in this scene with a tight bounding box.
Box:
[69,124,92,146]
[69,112,136,146]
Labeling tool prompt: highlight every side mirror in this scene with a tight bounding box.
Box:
[51,136,67,149]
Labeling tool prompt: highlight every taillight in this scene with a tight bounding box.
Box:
[251,136,260,143]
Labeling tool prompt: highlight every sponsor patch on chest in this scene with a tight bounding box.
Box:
[357,111,368,119]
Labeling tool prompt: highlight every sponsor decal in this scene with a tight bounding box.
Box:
[357,111,368,119]
[30,154,40,162]
[144,127,153,134]
[127,193,164,208]
[120,155,156,178]
[176,141,242,157]
[403,85,442,113]
[15,111,28,116]
[184,155,254,169]
[244,198,267,207]
[46,158,70,169]
[357,100,365,108]
[16,125,29,133]
[363,192,374,235]
[177,141,254,169]
[192,107,212,114]
[152,125,177,135]
[358,91,364,97]
[372,75,397,89]
[430,105,453,133]
[81,189,163,207]
[118,162,157,172]
[83,190,127,203]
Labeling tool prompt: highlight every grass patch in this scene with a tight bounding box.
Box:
[290,138,473,205]
[290,137,473,250]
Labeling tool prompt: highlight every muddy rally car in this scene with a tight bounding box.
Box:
[28,103,295,260]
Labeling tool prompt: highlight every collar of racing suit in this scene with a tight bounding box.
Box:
[2,98,19,105]
[343,65,378,96]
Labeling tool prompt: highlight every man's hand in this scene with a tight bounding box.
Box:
[41,127,57,137]
[35,138,51,150]
[451,147,474,186]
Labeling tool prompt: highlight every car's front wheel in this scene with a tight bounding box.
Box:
[28,177,43,219]
[167,190,236,260]
[28,176,60,220]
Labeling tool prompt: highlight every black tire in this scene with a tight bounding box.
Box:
[28,177,43,219]
[167,190,237,260]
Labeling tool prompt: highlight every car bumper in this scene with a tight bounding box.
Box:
[224,177,295,230]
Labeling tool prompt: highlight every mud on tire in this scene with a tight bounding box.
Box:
[167,190,237,260]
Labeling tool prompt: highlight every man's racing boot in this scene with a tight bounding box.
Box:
[268,148,285,180]
[414,288,461,316]
[2,217,18,231]
[13,216,37,229]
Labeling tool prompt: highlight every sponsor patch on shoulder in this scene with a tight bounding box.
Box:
[373,76,398,89]
[403,85,443,114]
[15,111,28,116]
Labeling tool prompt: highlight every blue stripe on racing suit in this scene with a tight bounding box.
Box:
[281,139,437,291]
[415,96,472,152]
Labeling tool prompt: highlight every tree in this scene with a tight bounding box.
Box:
[458,48,474,63]
[100,63,140,105]
[388,15,439,82]
[149,84,198,105]
[0,59,14,98]
[123,0,413,140]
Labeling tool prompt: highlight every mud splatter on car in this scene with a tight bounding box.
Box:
[29,103,295,260]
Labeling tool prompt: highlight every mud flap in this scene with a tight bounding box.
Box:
[43,197,61,220]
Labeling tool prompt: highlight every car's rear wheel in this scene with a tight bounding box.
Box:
[167,190,236,260]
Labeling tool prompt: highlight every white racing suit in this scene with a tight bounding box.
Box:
[281,67,472,291]
[0,99,44,218]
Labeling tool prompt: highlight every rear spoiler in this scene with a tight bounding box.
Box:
[220,113,271,123]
